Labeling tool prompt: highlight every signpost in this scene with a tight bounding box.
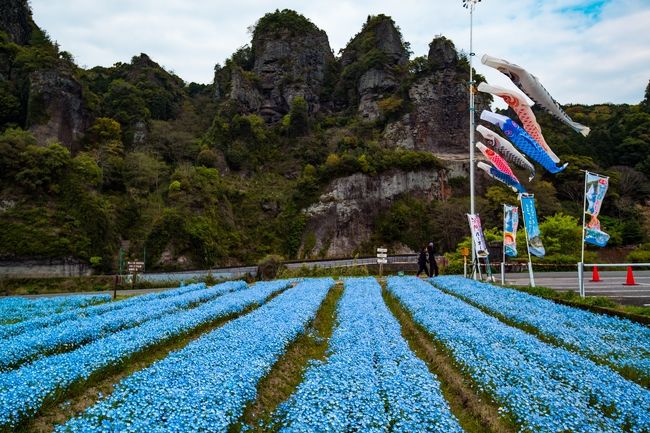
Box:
[377,248,388,277]
[461,247,470,278]
[127,261,145,289]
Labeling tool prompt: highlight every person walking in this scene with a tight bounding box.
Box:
[416,245,429,277]
[427,241,439,277]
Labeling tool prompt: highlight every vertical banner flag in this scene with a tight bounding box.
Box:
[584,172,610,247]
[519,194,545,257]
[503,204,519,257]
[467,214,489,258]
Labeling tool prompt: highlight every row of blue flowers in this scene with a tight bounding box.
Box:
[0,282,207,341]
[275,277,463,433]
[0,294,110,324]
[0,281,247,371]
[0,279,292,431]
[432,276,650,384]
[388,276,650,433]
[53,278,333,433]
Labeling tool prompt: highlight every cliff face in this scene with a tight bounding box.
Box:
[228,11,334,122]
[302,169,451,257]
[382,37,491,156]
[27,69,88,151]
[0,0,32,44]
[338,15,409,120]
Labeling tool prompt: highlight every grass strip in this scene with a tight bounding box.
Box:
[230,282,344,433]
[435,282,650,388]
[13,288,288,433]
[382,285,518,433]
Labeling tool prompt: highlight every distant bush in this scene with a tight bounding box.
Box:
[252,9,319,39]
[257,254,286,280]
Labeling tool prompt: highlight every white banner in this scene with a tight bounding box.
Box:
[467,214,489,258]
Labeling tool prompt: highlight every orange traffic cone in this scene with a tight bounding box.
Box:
[590,266,601,282]
[624,266,638,286]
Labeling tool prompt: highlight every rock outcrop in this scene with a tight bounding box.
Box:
[339,15,409,121]
[27,69,88,150]
[0,0,32,45]
[302,169,451,257]
[229,10,333,123]
[382,36,491,155]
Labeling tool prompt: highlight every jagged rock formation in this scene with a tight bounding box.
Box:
[382,36,491,155]
[0,0,32,44]
[338,15,409,120]
[302,169,451,257]
[228,10,334,122]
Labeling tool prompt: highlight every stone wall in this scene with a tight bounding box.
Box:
[0,258,91,278]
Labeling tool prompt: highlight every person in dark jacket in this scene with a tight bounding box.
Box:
[416,245,429,277]
[427,241,439,277]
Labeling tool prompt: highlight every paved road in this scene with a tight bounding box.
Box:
[502,270,650,306]
[8,264,650,306]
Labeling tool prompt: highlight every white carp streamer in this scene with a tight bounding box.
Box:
[481,54,590,137]
[477,82,560,163]
[476,125,535,181]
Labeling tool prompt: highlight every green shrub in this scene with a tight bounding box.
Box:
[257,254,286,280]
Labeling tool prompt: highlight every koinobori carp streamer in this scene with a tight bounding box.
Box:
[481,54,590,137]
[477,82,560,163]
[476,125,535,181]
[480,111,568,174]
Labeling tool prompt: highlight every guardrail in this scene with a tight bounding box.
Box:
[578,262,650,298]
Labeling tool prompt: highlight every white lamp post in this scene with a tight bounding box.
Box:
[463,0,481,278]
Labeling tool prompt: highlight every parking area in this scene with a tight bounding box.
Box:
[503,270,650,306]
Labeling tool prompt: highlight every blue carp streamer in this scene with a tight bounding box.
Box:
[480,111,568,174]
[477,162,526,193]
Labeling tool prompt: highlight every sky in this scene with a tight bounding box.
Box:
[29,0,650,108]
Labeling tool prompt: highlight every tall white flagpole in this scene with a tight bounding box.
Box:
[580,170,588,297]
[463,0,481,279]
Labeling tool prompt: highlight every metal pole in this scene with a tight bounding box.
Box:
[469,2,477,277]
[502,203,506,284]
[580,171,588,298]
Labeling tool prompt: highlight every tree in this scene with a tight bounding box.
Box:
[538,213,582,262]
[641,80,650,113]
[288,96,309,137]
[123,152,167,193]
[14,143,71,193]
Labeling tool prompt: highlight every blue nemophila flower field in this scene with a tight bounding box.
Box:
[54,278,333,433]
[0,281,247,371]
[0,282,207,340]
[0,294,110,324]
[0,280,289,430]
[432,276,650,383]
[276,277,463,433]
[388,276,650,433]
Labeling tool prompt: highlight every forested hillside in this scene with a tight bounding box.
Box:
[1,2,649,271]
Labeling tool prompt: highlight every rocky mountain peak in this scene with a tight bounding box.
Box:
[0,0,32,45]
[229,9,333,123]
[428,36,458,71]
[339,15,409,120]
[382,35,490,156]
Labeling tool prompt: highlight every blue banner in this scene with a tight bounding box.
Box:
[503,204,519,257]
[520,194,545,257]
[584,172,610,247]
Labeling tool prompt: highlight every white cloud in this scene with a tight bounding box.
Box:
[29,0,650,105]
